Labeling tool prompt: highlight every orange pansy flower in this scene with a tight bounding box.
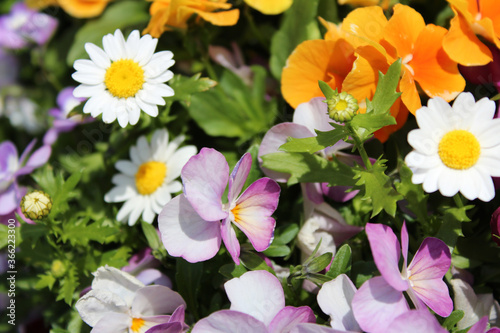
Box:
[342,4,465,113]
[143,0,239,38]
[443,0,500,66]
[26,0,109,18]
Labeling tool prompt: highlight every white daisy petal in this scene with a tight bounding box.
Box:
[104,186,136,203]
[137,86,166,106]
[84,43,110,68]
[115,160,138,176]
[164,181,182,194]
[136,136,151,162]
[125,30,140,59]
[135,96,159,117]
[74,59,106,76]
[116,199,137,223]
[128,197,145,226]
[151,129,169,160]
[163,135,185,161]
[147,70,175,84]
[129,146,143,165]
[421,167,442,194]
[72,72,104,85]
[135,35,158,66]
[144,51,174,78]
[166,146,197,181]
[141,200,155,224]
[74,84,105,98]
[145,82,174,98]
[437,168,460,197]
[112,174,134,187]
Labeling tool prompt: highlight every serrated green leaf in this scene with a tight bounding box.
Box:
[165,73,217,107]
[435,205,472,251]
[61,218,118,246]
[280,124,350,153]
[394,163,429,222]
[326,244,352,279]
[176,259,203,319]
[141,221,161,251]
[371,59,402,114]
[270,0,321,79]
[20,224,48,246]
[353,159,403,217]
[442,310,464,330]
[57,267,78,305]
[261,152,356,186]
[66,1,149,65]
[219,263,247,279]
[35,273,56,290]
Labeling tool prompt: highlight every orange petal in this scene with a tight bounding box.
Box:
[411,24,465,106]
[374,97,409,142]
[319,17,344,41]
[384,4,425,59]
[244,0,293,15]
[342,45,388,103]
[191,8,239,26]
[281,39,355,108]
[341,6,388,49]
[338,0,380,6]
[399,69,421,114]
[58,0,109,18]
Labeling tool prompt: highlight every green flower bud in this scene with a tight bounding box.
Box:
[51,259,66,278]
[20,190,52,220]
[326,91,359,122]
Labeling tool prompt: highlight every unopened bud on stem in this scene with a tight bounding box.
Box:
[326,91,358,122]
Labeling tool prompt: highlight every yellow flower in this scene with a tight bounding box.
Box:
[244,0,293,15]
[26,0,109,18]
[337,0,390,9]
[143,0,239,38]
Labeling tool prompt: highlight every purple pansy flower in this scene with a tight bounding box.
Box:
[43,86,90,146]
[192,270,315,333]
[468,316,500,333]
[158,148,280,264]
[122,248,172,288]
[0,140,51,219]
[352,222,452,332]
[259,97,362,203]
[0,2,58,49]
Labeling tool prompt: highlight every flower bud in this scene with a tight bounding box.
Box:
[51,259,66,278]
[20,190,52,220]
[326,91,359,122]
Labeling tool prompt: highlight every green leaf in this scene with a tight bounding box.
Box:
[319,80,336,100]
[261,152,356,186]
[66,1,149,65]
[165,74,217,107]
[442,310,464,331]
[239,252,275,274]
[176,259,203,319]
[394,163,429,222]
[307,252,333,273]
[270,0,321,79]
[263,244,291,257]
[187,66,276,140]
[353,159,403,217]
[435,205,472,251]
[35,273,56,290]
[56,266,78,305]
[20,224,48,247]
[0,224,8,249]
[219,263,247,279]
[280,123,350,153]
[326,244,352,279]
[141,221,161,251]
[273,224,300,245]
[61,218,118,246]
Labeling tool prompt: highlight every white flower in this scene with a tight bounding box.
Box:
[104,129,196,226]
[72,29,175,128]
[405,92,500,201]
[75,266,186,333]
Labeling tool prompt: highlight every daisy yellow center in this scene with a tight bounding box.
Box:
[135,161,167,195]
[131,317,145,332]
[104,59,145,98]
[438,130,480,170]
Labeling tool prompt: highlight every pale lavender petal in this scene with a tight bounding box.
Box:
[468,316,489,333]
[0,184,18,215]
[258,123,314,182]
[292,97,333,133]
[386,310,447,333]
[91,266,144,305]
[182,148,228,221]
[268,306,316,333]
[228,153,252,203]
[158,195,221,263]
[221,216,241,264]
[16,145,51,176]
[145,322,184,333]
[291,323,357,333]
[134,269,172,288]
[192,310,268,333]
[410,278,453,317]
[170,305,186,324]
[313,202,364,247]
[225,270,285,326]
[317,274,360,332]
[304,182,324,205]
[352,277,409,333]
[408,237,451,280]
[321,183,358,203]
[90,312,129,333]
[232,178,280,251]
[0,141,18,174]
[75,289,129,327]
[365,223,408,291]
[131,285,186,317]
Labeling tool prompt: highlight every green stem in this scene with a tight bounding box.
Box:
[453,193,464,208]
[347,123,372,169]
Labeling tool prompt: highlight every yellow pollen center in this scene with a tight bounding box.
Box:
[438,130,480,170]
[335,99,348,111]
[135,161,167,195]
[104,59,145,98]
[131,317,145,332]
[231,205,241,223]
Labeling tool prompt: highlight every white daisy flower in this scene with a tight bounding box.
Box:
[104,129,196,226]
[405,92,500,202]
[72,29,175,128]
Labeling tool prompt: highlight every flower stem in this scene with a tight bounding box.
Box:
[347,123,372,169]
[453,193,464,208]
